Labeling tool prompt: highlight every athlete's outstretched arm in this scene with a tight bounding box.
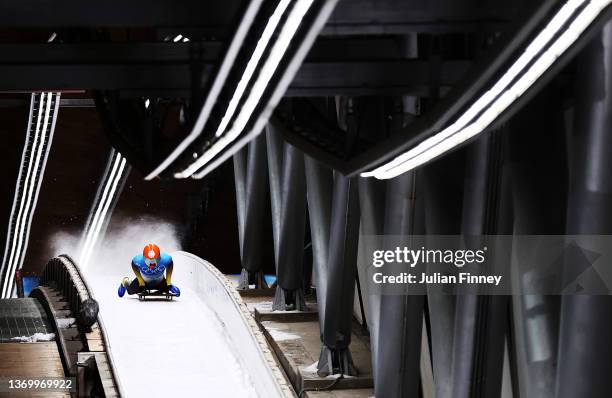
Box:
[131,263,145,286]
[166,261,174,286]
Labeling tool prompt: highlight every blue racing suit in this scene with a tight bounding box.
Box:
[126,253,174,294]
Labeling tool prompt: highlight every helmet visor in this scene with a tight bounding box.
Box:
[145,258,158,269]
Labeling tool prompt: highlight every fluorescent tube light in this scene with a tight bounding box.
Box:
[144,0,264,180]
[177,0,315,179]
[1,93,59,298]
[213,0,292,139]
[362,0,609,179]
[79,151,128,269]
[0,94,46,297]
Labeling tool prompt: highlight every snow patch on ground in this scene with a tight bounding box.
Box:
[260,322,301,341]
[56,318,76,328]
[267,328,301,341]
[300,361,357,379]
[301,361,319,374]
[11,333,55,342]
[246,300,273,313]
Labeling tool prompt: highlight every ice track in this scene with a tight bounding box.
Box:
[81,252,283,398]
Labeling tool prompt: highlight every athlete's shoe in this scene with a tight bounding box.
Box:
[117,277,129,298]
[169,285,180,297]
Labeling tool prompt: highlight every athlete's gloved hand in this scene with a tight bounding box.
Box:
[169,285,180,297]
[118,277,130,298]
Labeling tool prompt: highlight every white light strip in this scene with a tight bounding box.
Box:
[78,151,127,269]
[214,0,292,138]
[12,93,55,284]
[78,152,121,266]
[178,0,315,179]
[3,94,54,297]
[2,93,50,297]
[8,93,60,296]
[1,93,59,298]
[80,157,127,270]
[190,0,339,180]
[362,0,607,179]
[81,149,118,238]
[0,95,41,297]
[144,0,264,180]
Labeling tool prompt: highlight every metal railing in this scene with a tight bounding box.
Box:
[37,254,123,397]
[40,254,90,320]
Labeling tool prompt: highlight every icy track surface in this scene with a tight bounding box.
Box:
[82,252,259,398]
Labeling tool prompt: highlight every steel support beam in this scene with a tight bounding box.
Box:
[506,83,567,398]
[451,132,507,398]
[557,21,612,398]
[422,150,465,398]
[0,0,241,27]
[266,125,283,271]
[0,41,469,96]
[317,173,360,376]
[235,134,268,289]
[273,141,308,311]
[288,60,468,97]
[233,149,247,264]
[304,155,334,325]
[356,100,417,387]
[356,177,385,380]
[322,0,526,35]
[375,171,425,398]
[0,0,520,31]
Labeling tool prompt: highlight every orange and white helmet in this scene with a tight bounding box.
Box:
[143,244,161,269]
